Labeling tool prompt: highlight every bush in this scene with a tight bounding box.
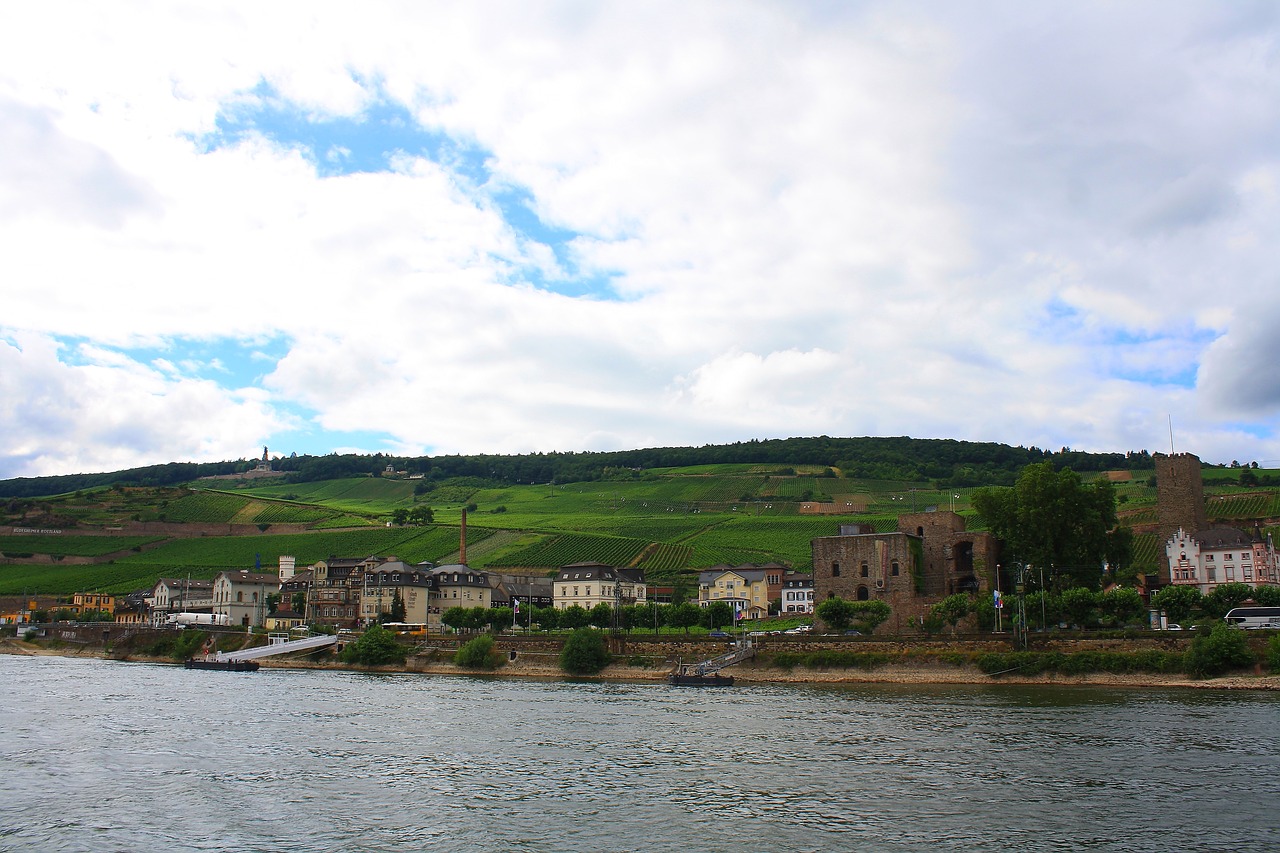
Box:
[1267,636,1280,674]
[454,635,501,670]
[1183,624,1256,679]
[340,623,407,666]
[559,628,611,675]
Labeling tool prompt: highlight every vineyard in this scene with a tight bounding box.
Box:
[111,527,457,573]
[0,561,173,596]
[162,491,251,523]
[0,535,163,558]
[487,533,650,569]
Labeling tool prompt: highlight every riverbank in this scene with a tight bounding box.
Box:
[5,637,1278,690]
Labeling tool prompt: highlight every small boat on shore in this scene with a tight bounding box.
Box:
[184,658,260,672]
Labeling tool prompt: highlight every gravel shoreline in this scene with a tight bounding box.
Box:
[5,639,1277,690]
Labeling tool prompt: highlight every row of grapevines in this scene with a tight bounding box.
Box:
[634,544,693,572]
[251,503,337,524]
[489,533,649,568]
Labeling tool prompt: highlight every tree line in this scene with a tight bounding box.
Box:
[0,437,1165,498]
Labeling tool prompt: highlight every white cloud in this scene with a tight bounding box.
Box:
[0,334,293,477]
[2,1,1280,477]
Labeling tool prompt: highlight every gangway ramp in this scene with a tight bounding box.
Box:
[682,640,755,677]
[218,633,337,662]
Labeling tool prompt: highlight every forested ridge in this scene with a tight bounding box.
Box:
[0,436,1160,499]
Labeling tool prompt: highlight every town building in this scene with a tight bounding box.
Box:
[1164,526,1280,595]
[213,570,280,628]
[66,592,115,618]
[553,562,647,611]
[308,556,390,630]
[780,572,814,614]
[112,590,151,625]
[696,564,785,619]
[428,565,497,629]
[149,578,214,625]
[360,561,435,624]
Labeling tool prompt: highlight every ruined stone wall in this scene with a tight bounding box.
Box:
[897,512,964,595]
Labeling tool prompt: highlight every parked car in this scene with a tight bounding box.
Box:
[1164,624,1183,631]
[843,629,862,636]
[784,625,812,634]
[708,630,730,638]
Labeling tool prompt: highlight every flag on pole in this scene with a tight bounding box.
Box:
[513,598,520,614]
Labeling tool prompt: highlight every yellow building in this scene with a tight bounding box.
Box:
[68,592,116,617]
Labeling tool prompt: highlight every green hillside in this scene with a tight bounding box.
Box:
[7,459,1280,597]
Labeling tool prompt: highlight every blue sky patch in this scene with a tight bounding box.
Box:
[199,82,620,300]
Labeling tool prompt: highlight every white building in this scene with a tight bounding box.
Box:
[554,563,646,610]
[212,570,279,628]
[781,572,814,614]
[1165,527,1280,595]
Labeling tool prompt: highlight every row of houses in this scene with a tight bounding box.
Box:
[35,557,816,631]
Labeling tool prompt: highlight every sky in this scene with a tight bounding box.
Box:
[2,1,1280,479]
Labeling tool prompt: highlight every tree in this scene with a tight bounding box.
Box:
[560,604,590,630]
[929,594,971,635]
[1061,587,1098,628]
[388,590,407,623]
[559,628,611,675]
[1203,582,1254,618]
[407,505,434,525]
[1252,585,1280,607]
[1099,587,1144,627]
[973,462,1119,589]
[1152,585,1202,624]
[340,623,406,666]
[849,600,891,634]
[620,604,649,633]
[669,603,702,635]
[816,596,855,632]
[589,602,613,630]
[703,601,733,630]
[390,508,409,525]
[488,607,514,631]
[442,607,470,633]
[532,606,559,632]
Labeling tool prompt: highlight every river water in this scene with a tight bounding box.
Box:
[1,655,1277,852]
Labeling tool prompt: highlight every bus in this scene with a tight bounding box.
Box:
[1223,606,1280,629]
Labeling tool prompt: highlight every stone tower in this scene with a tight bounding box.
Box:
[1154,452,1207,546]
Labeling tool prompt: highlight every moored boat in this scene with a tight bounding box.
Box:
[668,672,734,687]
[184,658,260,672]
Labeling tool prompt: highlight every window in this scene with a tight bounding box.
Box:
[891,561,900,577]
[831,563,841,578]
[860,563,869,578]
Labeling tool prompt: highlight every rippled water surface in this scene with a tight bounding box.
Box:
[2,655,1278,852]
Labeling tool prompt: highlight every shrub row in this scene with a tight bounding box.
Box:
[976,649,1187,677]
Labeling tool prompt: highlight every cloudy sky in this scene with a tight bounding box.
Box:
[2,2,1279,479]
